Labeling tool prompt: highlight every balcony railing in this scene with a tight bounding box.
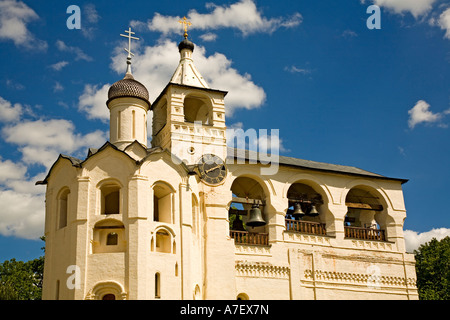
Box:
[230,230,269,246]
[285,219,327,236]
[344,226,386,241]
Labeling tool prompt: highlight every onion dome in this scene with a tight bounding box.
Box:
[178,38,195,52]
[107,73,150,106]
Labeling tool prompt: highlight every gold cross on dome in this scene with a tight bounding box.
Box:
[178,16,192,38]
[120,27,139,58]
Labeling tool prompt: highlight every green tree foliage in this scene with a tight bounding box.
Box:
[0,237,45,300]
[414,236,450,300]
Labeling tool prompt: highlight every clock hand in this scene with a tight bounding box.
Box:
[205,164,221,174]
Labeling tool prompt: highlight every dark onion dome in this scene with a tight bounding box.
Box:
[178,38,195,52]
[107,73,150,106]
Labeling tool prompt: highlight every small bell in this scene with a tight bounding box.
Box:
[232,214,245,231]
[292,203,305,219]
[308,204,319,217]
[246,204,266,228]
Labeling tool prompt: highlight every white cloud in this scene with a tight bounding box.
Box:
[139,0,302,36]
[0,0,47,50]
[373,0,437,18]
[53,81,64,92]
[284,65,311,75]
[0,159,26,182]
[404,228,450,252]
[2,119,106,168]
[407,100,449,129]
[84,3,100,24]
[56,40,93,62]
[0,114,107,239]
[81,3,100,40]
[49,61,69,71]
[438,8,450,39]
[78,83,110,121]
[5,79,25,90]
[200,32,218,42]
[108,39,266,115]
[0,96,22,122]
[0,189,45,239]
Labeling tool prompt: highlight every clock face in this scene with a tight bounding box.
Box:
[198,154,227,186]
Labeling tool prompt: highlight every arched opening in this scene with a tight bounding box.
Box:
[344,186,386,241]
[237,293,249,300]
[90,281,125,300]
[100,182,121,215]
[285,182,326,236]
[153,182,174,224]
[57,188,70,229]
[151,227,175,254]
[92,219,125,253]
[229,176,269,246]
[184,94,212,125]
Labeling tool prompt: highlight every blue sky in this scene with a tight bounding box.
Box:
[0,0,450,261]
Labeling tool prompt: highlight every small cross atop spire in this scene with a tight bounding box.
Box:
[120,27,139,74]
[178,16,192,39]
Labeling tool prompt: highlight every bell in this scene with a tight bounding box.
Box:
[292,203,305,219]
[308,204,319,217]
[232,215,245,231]
[246,204,266,228]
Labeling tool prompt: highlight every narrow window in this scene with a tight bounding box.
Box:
[132,110,136,140]
[155,273,161,299]
[118,110,122,140]
[56,280,60,300]
[58,189,70,229]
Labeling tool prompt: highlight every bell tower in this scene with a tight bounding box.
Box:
[151,18,227,164]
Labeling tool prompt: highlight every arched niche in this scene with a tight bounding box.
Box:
[56,187,70,229]
[98,179,122,215]
[183,93,213,125]
[151,226,176,254]
[344,185,388,241]
[89,281,126,300]
[92,219,126,254]
[229,176,269,245]
[152,181,175,224]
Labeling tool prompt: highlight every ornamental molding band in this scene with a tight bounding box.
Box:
[304,269,417,288]
[235,261,290,279]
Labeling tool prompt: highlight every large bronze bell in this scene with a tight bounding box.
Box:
[292,202,305,219]
[246,204,266,228]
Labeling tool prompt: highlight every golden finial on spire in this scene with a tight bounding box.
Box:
[178,16,192,39]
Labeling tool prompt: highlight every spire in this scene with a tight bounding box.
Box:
[120,27,139,76]
[170,17,209,88]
